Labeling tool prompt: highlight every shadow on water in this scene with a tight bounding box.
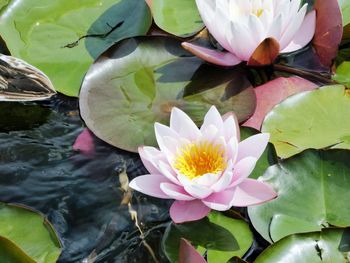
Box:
[0,95,171,262]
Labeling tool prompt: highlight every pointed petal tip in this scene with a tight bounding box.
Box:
[182,42,242,67]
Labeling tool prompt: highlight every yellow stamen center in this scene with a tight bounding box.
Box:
[174,141,226,180]
[255,8,264,17]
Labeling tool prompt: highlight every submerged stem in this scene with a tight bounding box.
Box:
[273,64,337,85]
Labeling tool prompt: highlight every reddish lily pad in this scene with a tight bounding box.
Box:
[179,239,206,263]
[313,0,343,67]
[243,77,318,130]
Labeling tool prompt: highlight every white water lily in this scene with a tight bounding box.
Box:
[182,0,316,66]
[129,106,277,223]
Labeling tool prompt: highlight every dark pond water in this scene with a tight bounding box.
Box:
[0,95,270,263]
[0,95,171,262]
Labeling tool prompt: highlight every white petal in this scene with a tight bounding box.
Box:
[279,4,308,50]
[228,21,259,61]
[281,10,316,53]
[170,107,201,141]
[154,123,178,154]
[178,174,213,199]
[192,173,220,187]
[200,106,223,133]
[211,161,234,192]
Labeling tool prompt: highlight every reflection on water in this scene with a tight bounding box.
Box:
[0,95,171,262]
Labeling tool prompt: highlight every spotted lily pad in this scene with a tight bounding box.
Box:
[262,85,350,158]
[79,36,256,152]
[0,203,62,263]
[248,149,350,243]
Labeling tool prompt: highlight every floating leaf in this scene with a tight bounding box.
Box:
[333,61,350,87]
[162,214,239,263]
[243,77,317,130]
[203,212,253,263]
[339,0,350,26]
[255,229,347,262]
[262,85,350,158]
[80,36,256,152]
[0,236,35,263]
[150,0,204,37]
[313,0,343,66]
[0,0,152,97]
[0,203,62,263]
[0,55,56,101]
[248,150,350,243]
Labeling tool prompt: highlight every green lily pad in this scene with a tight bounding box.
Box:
[0,203,61,262]
[262,85,350,158]
[203,212,253,263]
[0,0,152,97]
[240,127,278,179]
[248,149,350,243]
[0,236,35,263]
[79,36,256,152]
[255,229,348,263]
[339,0,350,26]
[151,0,204,37]
[162,211,251,263]
[333,62,350,87]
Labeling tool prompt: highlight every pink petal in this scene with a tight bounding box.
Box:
[139,146,164,174]
[202,188,235,211]
[170,200,211,223]
[181,42,242,67]
[243,77,317,130]
[170,107,201,141]
[226,137,239,163]
[230,178,277,207]
[236,133,270,162]
[154,123,179,154]
[158,161,181,185]
[129,174,172,199]
[200,106,223,135]
[222,112,240,142]
[160,183,195,201]
[73,128,95,157]
[281,10,316,53]
[229,157,258,188]
[179,239,206,263]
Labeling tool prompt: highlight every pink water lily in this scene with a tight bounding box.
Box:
[182,0,316,66]
[129,106,277,223]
